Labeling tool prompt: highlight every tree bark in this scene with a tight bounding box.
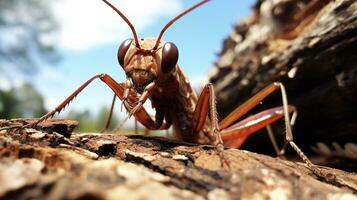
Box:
[206,0,357,155]
[0,119,356,200]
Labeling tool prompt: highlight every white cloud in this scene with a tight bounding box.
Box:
[53,0,182,51]
[0,77,13,91]
[0,64,25,90]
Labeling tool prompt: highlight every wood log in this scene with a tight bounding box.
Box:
[206,0,357,156]
[0,119,356,199]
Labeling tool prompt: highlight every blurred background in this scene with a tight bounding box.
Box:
[0,0,255,132]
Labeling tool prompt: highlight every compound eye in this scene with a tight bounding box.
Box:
[118,39,133,67]
[161,42,179,73]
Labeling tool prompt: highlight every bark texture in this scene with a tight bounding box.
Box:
[0,119,356,200]
[206,0,357,154]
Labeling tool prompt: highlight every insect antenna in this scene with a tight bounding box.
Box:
[101,0,141,48]
[153,0,210,50]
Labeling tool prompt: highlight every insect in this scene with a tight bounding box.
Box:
[21,0,321,174]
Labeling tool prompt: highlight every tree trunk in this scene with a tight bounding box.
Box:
[0,119,356,200]
[206,0,357,156]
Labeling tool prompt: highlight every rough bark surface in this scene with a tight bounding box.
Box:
[0,119,356,200]
[206,0,357,154]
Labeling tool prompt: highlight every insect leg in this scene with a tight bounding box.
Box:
[99,75,168,130]
[220,106,295,150]
[100,93,117,133]
[24,74,165,131]
[219,83,283,129]
[219,82,322,176]
[266,109,298,158]
[192,84,210,133]
[121,78,132,112]
[25,74,107,128]
[134,119,138,134]
[193,84,228,167]
[128,81,157,117]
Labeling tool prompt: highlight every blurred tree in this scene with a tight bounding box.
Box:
[96,106,119,130]
[65,107,119,132]
[0,84,46,118]
[0,89,20,118]
[13,84,47,117]
[0,0,59,119]
[0,0,59,77]
[66,110,96,132]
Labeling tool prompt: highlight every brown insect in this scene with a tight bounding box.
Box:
[22,0,320,174]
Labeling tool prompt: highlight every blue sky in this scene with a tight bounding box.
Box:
[32,0,255,115]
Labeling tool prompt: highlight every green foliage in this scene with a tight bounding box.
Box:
[0,84,47,118]
[0,84,120,132]
[0,89,19,118]
[97,107,119,130]
[65,107,119,132]
[13,84,47,117]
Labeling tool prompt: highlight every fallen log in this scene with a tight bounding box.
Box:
[0,119,356,200]
[206,0,357,156]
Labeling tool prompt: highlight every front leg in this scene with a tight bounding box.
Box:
[121,78,132,111]
[99,76,166,130]
[129,81,157,117]
[17,74,165,131]
[192,83,228,167]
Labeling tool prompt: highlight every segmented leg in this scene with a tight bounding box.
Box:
[266,109,298,158]
[266,125,284,158]
[101,93,117,133]
[121,78,132,112]
[23,74,167,130]
[193,84,228,167]
[24,74,105,128]
[221,106,299,160]
[134,119,138,134]
[129,81,157,117]
[221,106,296,148]
[219,82,322,176]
